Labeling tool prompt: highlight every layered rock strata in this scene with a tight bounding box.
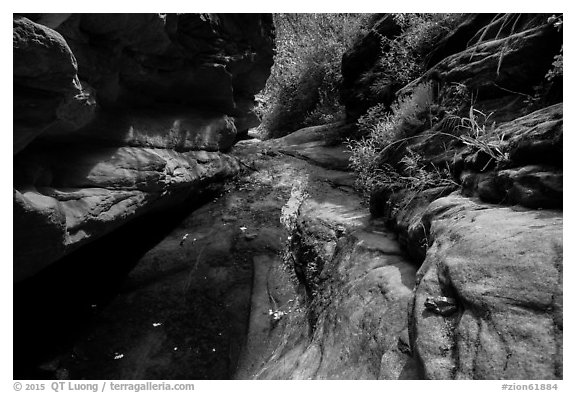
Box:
[13,14,274,280]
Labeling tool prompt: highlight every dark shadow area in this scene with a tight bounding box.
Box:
[13,185,222,380]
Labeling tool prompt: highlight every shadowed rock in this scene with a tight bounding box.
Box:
[13,13,274,280]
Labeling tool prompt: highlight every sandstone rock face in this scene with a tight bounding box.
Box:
[53,13,274,125]
[64,109,239,152]
[13,14,274,280]
[363,14,563,216]
[424,14,498,69]
[397,14,561,105]
[13,16,96,154]
[344,14,562,124]
[455,104,563,209]
[502,103,563,167]
[413,193,562,379]
[14,16,77,92]
[245,94,562,379]
[410,24,560,99]
[461,165,562,209]
[267,184,562,380]
[343,13,562,380]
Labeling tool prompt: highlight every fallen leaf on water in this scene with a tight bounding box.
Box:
[179,233,189,246]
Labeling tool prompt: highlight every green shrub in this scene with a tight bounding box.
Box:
[348,82,439,196]
[356,103,388,136]
[257,13,462,139]
[256,13,371,139]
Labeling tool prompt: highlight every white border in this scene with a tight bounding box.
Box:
[3,2,573,391]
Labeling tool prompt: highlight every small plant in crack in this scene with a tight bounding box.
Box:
[279,179,309,285]
[348,81,438,197]
[377,148,457,193]
[280,240,300,286]
[454,106,510,170]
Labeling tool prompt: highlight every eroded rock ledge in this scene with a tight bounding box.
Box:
[13,14,274,281]
[411,193,562,379]
[253,151,562,380]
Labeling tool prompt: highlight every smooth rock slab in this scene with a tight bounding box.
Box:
[254,178,418,379]
[412,193,562,379]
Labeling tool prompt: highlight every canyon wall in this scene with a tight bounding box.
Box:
[13,14,274,281]
[254,13,563,380]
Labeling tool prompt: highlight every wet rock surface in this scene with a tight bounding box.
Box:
[14,117,563,380]
[13,148,241,281]
[14,142,286,379]
[13,133,359,379]
[14,126,420,380]
[235,134,420,379]
[252,219,419,379]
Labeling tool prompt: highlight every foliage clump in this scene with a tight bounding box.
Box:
[368,14,464,89]
[349,81,511,198]
[255,13,371,139]
[449,106,510,173]
[348,82,447,196]
[545,15,563,82]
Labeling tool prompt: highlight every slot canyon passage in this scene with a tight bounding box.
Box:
[13,13,563,380]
